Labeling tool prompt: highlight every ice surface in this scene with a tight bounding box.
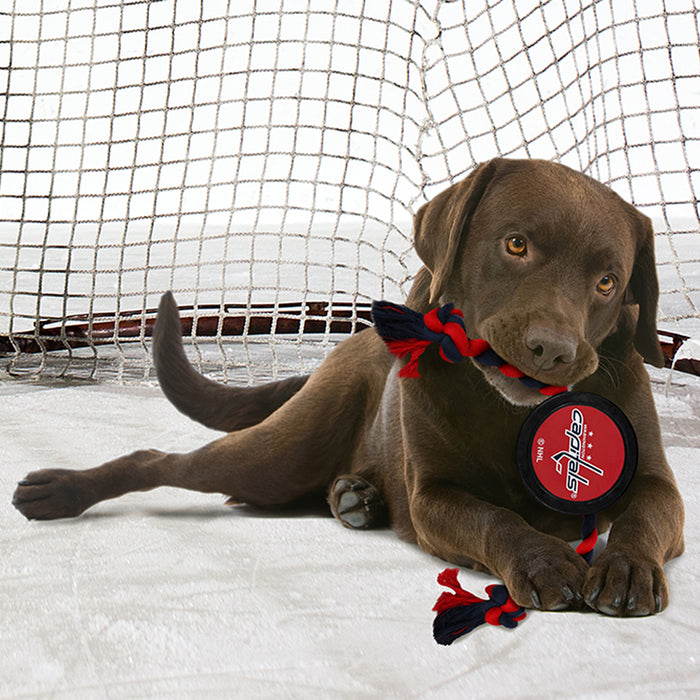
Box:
[1,366,698,699]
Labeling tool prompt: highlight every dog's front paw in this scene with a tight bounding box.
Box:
[12,469,90,520]
[583,550,668,617]
[328,475,387,529]
[505,534,589,612]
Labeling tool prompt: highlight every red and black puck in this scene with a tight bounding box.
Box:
[516,392,638,515]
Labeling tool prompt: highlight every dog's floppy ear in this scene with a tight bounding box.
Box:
[627,210,665,367]
[413,159,501,304]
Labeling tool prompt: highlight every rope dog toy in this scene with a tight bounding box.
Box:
[371,300,638,644]
[371,300,567,396]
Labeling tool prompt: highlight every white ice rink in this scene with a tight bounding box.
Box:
[1,364,698,699]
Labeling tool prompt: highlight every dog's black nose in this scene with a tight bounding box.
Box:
[526,326,577,369]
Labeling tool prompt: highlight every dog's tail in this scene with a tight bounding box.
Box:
[152,292,309,432]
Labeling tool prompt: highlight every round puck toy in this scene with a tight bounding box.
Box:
[516,392,638,515]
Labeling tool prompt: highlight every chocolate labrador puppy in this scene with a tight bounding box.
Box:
[13,158,684,617]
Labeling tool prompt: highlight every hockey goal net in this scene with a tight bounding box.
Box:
[1,0,699,383]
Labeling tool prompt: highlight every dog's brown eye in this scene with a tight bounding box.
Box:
[505,236,527,257]
[597,275,615,295]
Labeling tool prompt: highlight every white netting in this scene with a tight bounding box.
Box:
[1,0,698,382]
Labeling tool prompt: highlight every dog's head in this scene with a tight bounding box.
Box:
[413,158,664,406]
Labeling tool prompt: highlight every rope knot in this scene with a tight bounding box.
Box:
[424,305,490,364]
[432,569,526,645]
[482,585,525,628]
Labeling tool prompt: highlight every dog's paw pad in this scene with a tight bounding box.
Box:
[328,475,387,530]
[337,489,361,512]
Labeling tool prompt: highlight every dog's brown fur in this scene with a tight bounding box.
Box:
[13,158,684,617]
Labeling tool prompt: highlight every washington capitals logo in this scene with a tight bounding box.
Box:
[551,409,604,498]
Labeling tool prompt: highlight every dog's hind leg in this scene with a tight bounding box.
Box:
[13,333,386,521]
[13,418,344,521]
